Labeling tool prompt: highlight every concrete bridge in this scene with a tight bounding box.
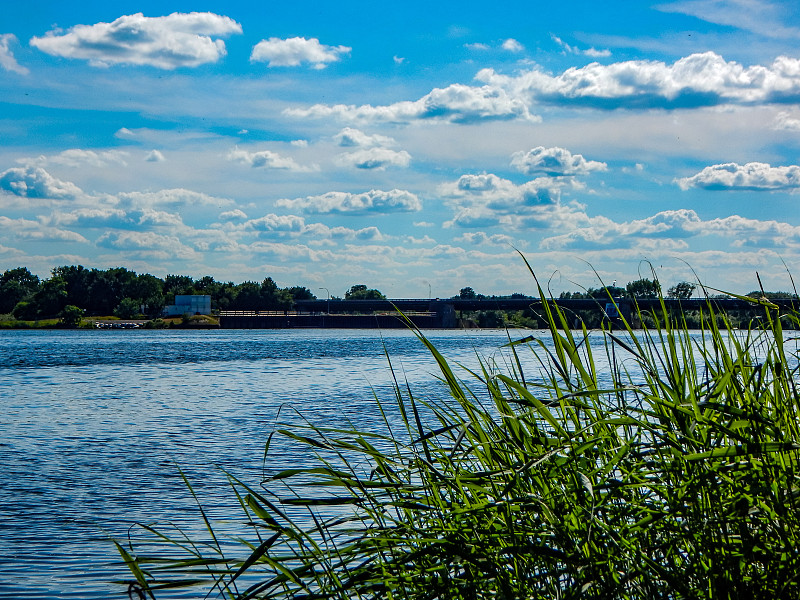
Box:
[218,296,796,329]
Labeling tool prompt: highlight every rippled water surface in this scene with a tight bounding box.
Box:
[0,328,551,599]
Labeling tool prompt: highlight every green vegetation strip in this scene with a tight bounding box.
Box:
[116,271,800,599]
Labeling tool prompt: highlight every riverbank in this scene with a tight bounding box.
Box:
[0,313,220,329]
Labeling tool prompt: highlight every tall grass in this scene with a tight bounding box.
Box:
[118,268,800,599]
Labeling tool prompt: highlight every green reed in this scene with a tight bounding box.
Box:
[117,266,800,599]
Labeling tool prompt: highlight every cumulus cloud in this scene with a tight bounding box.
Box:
[0,216,88,243]
[250,37,350,69]
[441,173,583,230]
[333,127,395,148]
[218,208,248,222]
[30,12,241,69]
[302,223,386,241]
[276,189,422,214]
[0,34,29,75]
[227,147,315,172]
[145,150,165,162]
[245,213,305,234]
[285,82,536,124]
[0,166,83,199]
[539,208,800,250]
[511,146,607,176]
[335,147,411,170]
[455,231,515,246]
[97,230,196,258]
[288,51,800,124]
[675,162,800,190]
[51,207,131,228]
[478,52,800,110]
[501,38,524,52]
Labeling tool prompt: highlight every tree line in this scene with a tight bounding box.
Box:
[0,266,322,321]
[1,265,795,325]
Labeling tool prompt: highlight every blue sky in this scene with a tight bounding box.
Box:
[2,0,800,297]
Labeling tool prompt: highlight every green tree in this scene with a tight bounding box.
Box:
[345,284,386,300]
[0,267,40,313]
[626,278,661,299]
[59,304,84,327]
[114,298,141,319]
[459,286,477,299]
[668,281,696,299]
[164,274,195,298]
[29,277,68,318]
[286,286,316,301]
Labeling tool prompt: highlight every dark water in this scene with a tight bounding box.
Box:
[0,328,549,599]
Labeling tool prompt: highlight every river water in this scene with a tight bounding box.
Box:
[1,328,561,599]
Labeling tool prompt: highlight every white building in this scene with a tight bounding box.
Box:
[163,295,212,317]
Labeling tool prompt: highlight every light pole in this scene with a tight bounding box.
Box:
[319,287,330,314]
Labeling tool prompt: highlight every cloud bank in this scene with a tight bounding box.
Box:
[30,12,242,69]
[287,52,800,126]
[676,162,800,190]
[276,189,422,214]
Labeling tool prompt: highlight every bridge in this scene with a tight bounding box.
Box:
[218,296,796,329]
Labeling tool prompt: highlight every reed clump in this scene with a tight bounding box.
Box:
[118,268,800,599]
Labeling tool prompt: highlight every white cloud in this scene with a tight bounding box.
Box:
[441,173,583,230]
[276,189,422,214]
[116,188,233,209]
[250,37,350,69]
[773,111,800,131]
[478,52,800,110]
[285,82,536,124]
[218,209,248,222]
[25,148,129,168]
[501,38,524,52]
[551,34,610,58]
[288,51,800,125]
[455,232,515,246]
[51,207,130,228]
[145,150,165,162]
[539,208,800,250]
[333,127,395,148]
[227,147,315,172]
[245,213,306,234]
[335,147,411,170]
[0,34,29,75]
[464,42,491,51]
[0,166,83,199]
[302,223,386,241]
[511,146,607,176]
[393,55,405,64]
[676,162,800,190]
[0,216,88,243]
[30,12,241,69]
[97,230,197,258]
[656,0,800,39]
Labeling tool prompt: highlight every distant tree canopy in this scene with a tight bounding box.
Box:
[0,267,40,313]
[626,278,661,299]
[668,281,696,299]
[0,266,316,319]
[344,284,386,300]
